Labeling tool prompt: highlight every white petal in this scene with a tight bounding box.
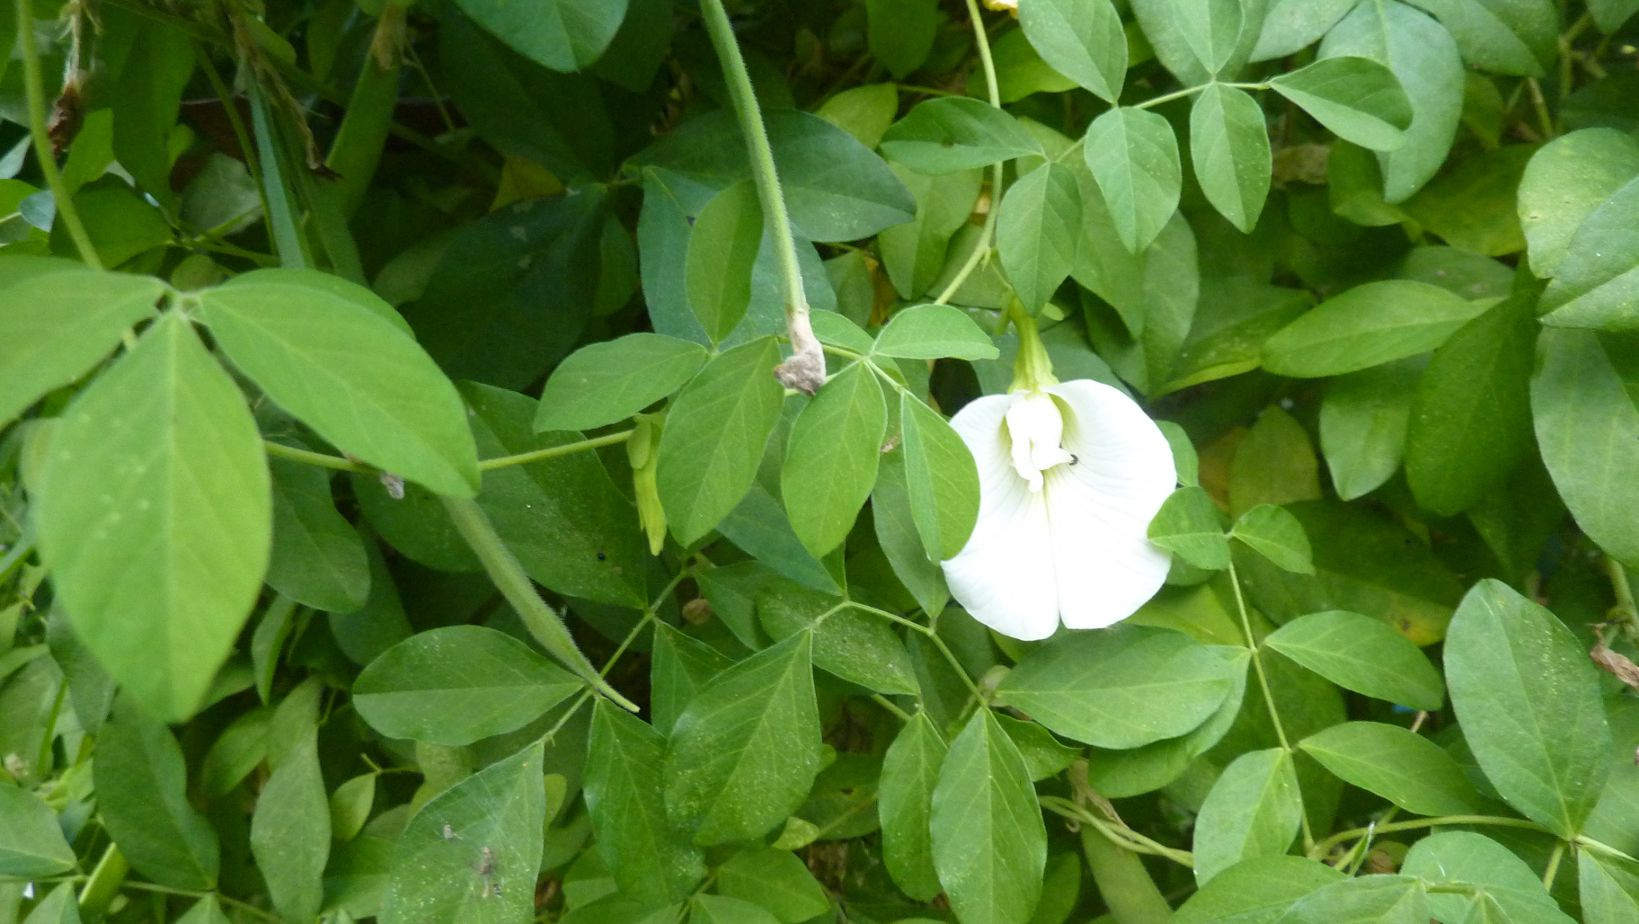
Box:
[1043,380,1176,629]
[942,395,1061,641]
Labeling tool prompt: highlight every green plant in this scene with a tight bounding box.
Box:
[1,0,1638,922]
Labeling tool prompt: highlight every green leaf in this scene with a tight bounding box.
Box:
[867,0,938,79]
[21,883,79,924]
[465,383,647,607]
[880,97,1043,175]
[1230,505,1314,574]
[1404,831,1576,924]
[266,458,370,613]
[717,849,831,923]
[1446,579,1611,837]
[879,165,984,300]
[780,363,887,556]
[663,634,822,845]
[93,700,219,889]
[1319,2,1463,201]
[900,393,981,561]
[0,783,75,877]
[379,740,547,923]
[874,304,1000,361]
[997,162,1081,310]
[879,712,947,902]
[1082,107,1182,254]
[1018,0,1126,103]
[585,702,706,904]
[1189,84,1272,232]
[1263,610,1443,709]
[656,338,786,545]
[1404,0,1555,76]
[37,313,269,721]
[1518,128,1639,279]
[756,578,919,695]
[1261,280,1489,378]
[1404,292,1536,515]
[690,895,781,924]
[1171,0,1245,74]
[199,269,479,496]
[816,82,899,150]
[329,773,376,842]
[406,190,606,390]
[994,715,1080,781]
[873,447,952,617]
[1532,330,1639,567]
[930,709,1047,924]
[174,898,232,924]
[1191,748,1303,884]
[1540,176,1639,331]
[1147,486,1231,570]
[1281,876,1429,924]
[1591,0,1639,31]
[1318,359,1422,501]
[1581,851,1639,924]
[0,259,163,427]
[1252,0,1358,60]
[1267,56,1414,152]
[535,334,709,432]
[636,110,915,243]
[1174,856,1342,924]
[1299,723,1482,815]
[686,181,764,343]
[650,622,737,734]
[354,626,582,746]
[250,734,330,923]
[111,16,192,207]
[454,0,626,72]
[995,625,1237,749]
[1227,408,1321,518]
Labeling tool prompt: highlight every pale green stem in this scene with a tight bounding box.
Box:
[478,430,634,471]
[440,495,638,711]
[1542,840,1566,890]
[76,844,127,917]
[1308,815,1549,860]
[697,0,823,393]
[1227,560,1313,850]
[933,0,1006,306]
[17,0,101,268]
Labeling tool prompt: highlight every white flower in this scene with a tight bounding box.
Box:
[942,380,1176,641]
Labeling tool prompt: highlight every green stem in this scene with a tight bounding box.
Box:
[440,495,638,711]
[1542,840,1566,890]
[848,601,984,702]
[697,0,823,393]
[1524,77,1556,140]
[1308,815,1548,860]
[17,0,101,269]
[1227,560,1312,849]
[478,430,634,471]
[264,440,370,473]
[118,881,284,924]
[267,431,633,476]
[934,0,1006,307]
[321,2,406,220]
[1136,84,1209,110]
[1080,827,1173,924]
[1040,796,1194,867]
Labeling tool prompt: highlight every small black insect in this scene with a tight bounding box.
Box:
[1068,454,1079,466]
[595,550,607,561]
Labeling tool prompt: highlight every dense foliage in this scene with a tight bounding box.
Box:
[2,0,1639,922]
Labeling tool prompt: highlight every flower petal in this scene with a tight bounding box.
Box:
[942,394,1061,641]
[1044,380,1175,629]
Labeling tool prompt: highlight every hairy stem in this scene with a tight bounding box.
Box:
[17,0,101,268]
[697,0,823,393]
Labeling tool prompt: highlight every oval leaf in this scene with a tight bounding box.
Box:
[353,626,583,746]
[874,304,1001,361]
[1267,56,1413,151]
[199,269,479,496]
[686,180,764,343]
[880,97,1043,175]
[1192,748,1303,884]
[535,333,709,432]
[1263,610,1443,709]
[1446,579,1612,837]
[1262,280,1489,378]
[37,313,270,721]
[994,625,1237,749]
[1299,722,1482,816]
[780,363,887,557]
[1083,107,1182,254]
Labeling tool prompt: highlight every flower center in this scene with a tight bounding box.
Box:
[1005,391,1075,492]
